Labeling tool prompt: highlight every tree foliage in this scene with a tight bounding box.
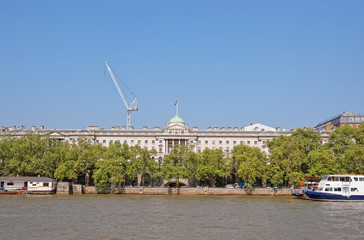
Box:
[232,144,267,186]
[1,124,364,189]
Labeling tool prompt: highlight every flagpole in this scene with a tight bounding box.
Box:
[175,100,179,116]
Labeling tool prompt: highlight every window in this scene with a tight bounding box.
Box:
[351,188,358,192]
[198,140,201,144]
[325,187,333,191]
[205,140,208,144]
[152,140,155,144]
[254,141,257,145]
[7,182,14,186]
[212,140,215,144]
[96,140,99,143]
[131,140,134,144]
[103,140,106,143]
[247,141,250,145]
[354,177,358,181]
[43,182,49,187]
[152,146,155,150]
[145,140,148,144]
[123,140,127,144]
[233,141,236,144]
[226,141,229,144]
[197,147,201,153]
[159,140,163,143]
[334,187,341,192]
[159,148,162,153]
[190,140,194,143]
[240,141,244,144]
[219,140,222,144]
[226,147,229,153]
[138,140,141,144]
[262,141,266,144]
[110,140,113,144]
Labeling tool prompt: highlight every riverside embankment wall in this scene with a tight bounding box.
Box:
[78,186,292,196]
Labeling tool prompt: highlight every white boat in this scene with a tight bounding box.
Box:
[0,176,57,194]
[305,175,364,201]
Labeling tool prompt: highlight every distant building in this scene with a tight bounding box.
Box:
[314,112,364,132]
[0,114,289,159]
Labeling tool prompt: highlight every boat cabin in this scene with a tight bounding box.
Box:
[0,176,56,193]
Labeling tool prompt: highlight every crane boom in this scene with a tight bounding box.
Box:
[104,61,138,129]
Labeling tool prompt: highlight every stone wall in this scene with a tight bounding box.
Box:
[72,184,83,194]
[56,182,72,194]
[104,187,291,196]
[57,183,292,196]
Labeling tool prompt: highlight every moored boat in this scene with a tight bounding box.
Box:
[0,188,19,195]
[305,174,364,201]
[292,178,320,199]
[0,176,57,194]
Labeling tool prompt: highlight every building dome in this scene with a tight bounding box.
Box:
[169,115,185,125]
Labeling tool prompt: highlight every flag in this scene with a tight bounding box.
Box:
[175,100,178,106]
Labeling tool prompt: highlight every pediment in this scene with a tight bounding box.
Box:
[48,132,65,137]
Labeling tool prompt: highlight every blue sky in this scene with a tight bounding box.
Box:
[1,1,363,130]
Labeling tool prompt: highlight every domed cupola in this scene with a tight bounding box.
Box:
[169,115,185,126]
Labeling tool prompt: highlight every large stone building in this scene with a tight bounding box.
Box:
[314,112,364,132]
[1,114,291,159]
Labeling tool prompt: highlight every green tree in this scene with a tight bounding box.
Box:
[306,146,338,177]
[195,148,228,186]
[93,142,127,190]
[54,150,78,182]
[267,128,322,187]
[162,145,197,187]
[232,144,267,187]
[132,145,157,186]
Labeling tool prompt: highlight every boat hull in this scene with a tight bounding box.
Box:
[305,190,364,201]
[0,191,19,195]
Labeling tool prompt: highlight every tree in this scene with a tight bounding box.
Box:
[131,145,157,186]
[232,144,267,187]
[195,148,229,187]
[162,145,197,187]
[92,142,127,190]
[267,128,322,187]
[54,150,78,182]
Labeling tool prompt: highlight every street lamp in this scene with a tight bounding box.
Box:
[232,156,236,184]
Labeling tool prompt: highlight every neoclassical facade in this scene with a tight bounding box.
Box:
[1,114,297,159]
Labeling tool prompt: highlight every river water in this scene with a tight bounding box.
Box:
[1,194,363,240]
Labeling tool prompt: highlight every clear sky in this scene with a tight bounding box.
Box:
[1,1,363,131]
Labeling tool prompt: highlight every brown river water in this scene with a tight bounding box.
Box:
[1,194,364,240]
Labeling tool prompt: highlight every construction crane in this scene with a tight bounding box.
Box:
[104,61,138,129]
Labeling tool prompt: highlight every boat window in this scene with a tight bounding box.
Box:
[335,177,340,181]
[325,187,333,191]
[354,177,358,181]
[43,182,49,187]
[323,176,328,181]
[360,178,364,181]
[327,177,333,181]
[334,188,341,192]
[351,188,358,192]
[317,187,323,191]
[7,182,14,186]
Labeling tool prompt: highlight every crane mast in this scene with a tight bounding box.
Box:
[105,61,138,129]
